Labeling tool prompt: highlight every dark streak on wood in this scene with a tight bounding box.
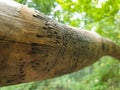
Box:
[36,34,44,38]
[19,74,25,78]
[6,80,14,83]
[53,31,58,34]
[54,40,60,44]
[102,42,105,51]
[14,60,26,83]
[30,43,53,55]
[33,13,45,20]
[56,36,61,39]
[42,27,48,30]
[31,43,40,46]
[48,26,54,29]
[30,60,47,72]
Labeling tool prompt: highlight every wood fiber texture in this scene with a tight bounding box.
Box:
[0,0,120,87]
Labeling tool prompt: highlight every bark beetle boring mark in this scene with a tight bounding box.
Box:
[36,34,44,38]
[29,43,41,54]
[4,59,25,85]
[0,0,120,87]
[29,42,56,73]
[47,28,65,71]
[30,60,50,72]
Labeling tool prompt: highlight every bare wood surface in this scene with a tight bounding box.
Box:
[0,0,120,87]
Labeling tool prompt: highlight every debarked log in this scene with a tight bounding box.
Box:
[0,0,120,87]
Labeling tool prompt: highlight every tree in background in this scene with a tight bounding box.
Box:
[1,0,120,90]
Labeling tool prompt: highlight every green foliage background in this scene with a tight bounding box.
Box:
[0,0,120,90]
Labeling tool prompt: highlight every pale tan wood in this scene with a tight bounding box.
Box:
[0,0,119,87]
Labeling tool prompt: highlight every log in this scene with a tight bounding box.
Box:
[0,0,119,87]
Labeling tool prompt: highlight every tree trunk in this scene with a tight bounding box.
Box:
[0,0,120,87]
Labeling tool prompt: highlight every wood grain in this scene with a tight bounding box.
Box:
[0,0,119,87]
